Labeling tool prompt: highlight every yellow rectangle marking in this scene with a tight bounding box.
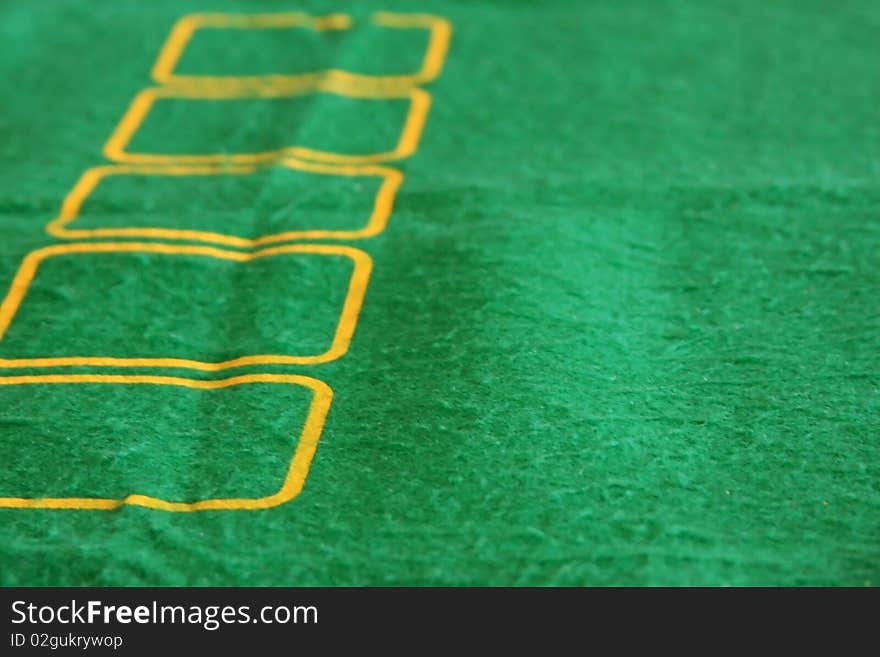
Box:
[103,83,431,166]
[0,242,372,371]
[46,159,403,247]
[0,373,332,512]
[151,12,451,91]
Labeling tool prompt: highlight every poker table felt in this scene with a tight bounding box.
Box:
[0,0,877,586]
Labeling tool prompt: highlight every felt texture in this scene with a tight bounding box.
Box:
[173,20,430,77]
[125,94,414,157]
[0,0,877,586]
[0,250,354,360]
[70,168,385,235]
[1,382,313,500]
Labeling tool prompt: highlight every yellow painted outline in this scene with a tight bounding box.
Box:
[46,159,403,247]
[151,11,452,91]
[0,373,332,511]
[103,82,431,165]
[0,242,372,371]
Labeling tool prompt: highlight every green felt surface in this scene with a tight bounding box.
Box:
[71,168,382,234]
[1,381,312,500]
[0,0,878,586]
[174,19,429,76]
[0,250,354,360]
[126,93,413,156]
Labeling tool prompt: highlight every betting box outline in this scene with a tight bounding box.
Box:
[46,160,404,248]
[0,242,373,371]
[151,11,452,92]
[0,373,332,511]
[103,83,432,166]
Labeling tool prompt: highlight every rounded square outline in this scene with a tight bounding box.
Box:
[103,83,432,165]
[0,242,372,371]
[0,373,332,511]
[150,11,452,91]
[46,159,404,248]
